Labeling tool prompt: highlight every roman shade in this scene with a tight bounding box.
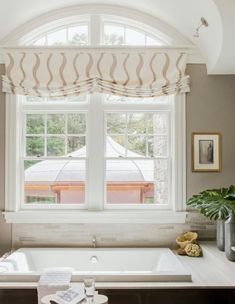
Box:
[2,47,190,98]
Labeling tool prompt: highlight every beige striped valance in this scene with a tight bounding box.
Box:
[2,47,190,98]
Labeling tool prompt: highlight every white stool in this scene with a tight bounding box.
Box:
[41,293,108,304]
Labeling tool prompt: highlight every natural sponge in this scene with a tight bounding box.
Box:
[176,231,198,249]
[185,243,202,257]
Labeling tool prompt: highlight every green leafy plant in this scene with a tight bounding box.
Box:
[187,185,235,221]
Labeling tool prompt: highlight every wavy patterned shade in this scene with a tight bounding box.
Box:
[2,48,190,98]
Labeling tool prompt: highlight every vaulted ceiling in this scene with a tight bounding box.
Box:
[0,0,234,74]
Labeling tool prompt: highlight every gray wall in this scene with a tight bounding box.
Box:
[0,64,235,253]
[186,64,235,197]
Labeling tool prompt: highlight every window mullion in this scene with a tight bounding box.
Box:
[90,15,101,46]
[87,94,104,210]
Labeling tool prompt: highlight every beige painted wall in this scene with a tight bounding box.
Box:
[0,64,235,252]
[186,64,235,197]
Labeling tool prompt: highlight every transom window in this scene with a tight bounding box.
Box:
[24,15,168,46]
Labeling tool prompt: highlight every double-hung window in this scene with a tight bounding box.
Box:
[19,94,173,209]
[4,12,187,223]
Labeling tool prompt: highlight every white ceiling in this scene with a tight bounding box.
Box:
[0,0,234,74]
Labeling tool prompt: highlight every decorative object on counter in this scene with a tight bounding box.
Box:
[176,231,198,249]
[176,232,202,257]
[191,132,221,172]
[184,243,202,257]
[83,277,96,299]
[41,291,108,304]
[225,211,235,262]
[217,219,225,251]
[187,185,235,252]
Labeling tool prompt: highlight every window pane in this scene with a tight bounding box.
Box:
[106,159,168,204]
[146,35,162,46]
[67,96,88,103]
[33,36,46,46]
[104,25,124,45]
[127,113,146,134]
[127,135,146,156]
[105,95,168,104]
[67,114,86,134]
[106,135,126,157]
[47,137,65,156]
[148,113,169,135]
[67,136,85,153]
[26,136,44,157]
[107,113,126,134]
[24,160,85,204]
[68,25,88,45]
[25,96,88,103]
[47,114,65,134]
[26,114,44,134]
[154,159,168,204]
[26,96,48,102]
[106,159,154,204]
[125,28,145,45]
[47,29,67,45]
[155,136,168,157]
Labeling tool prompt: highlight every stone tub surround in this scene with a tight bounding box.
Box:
[0,243,235,289]
[12,212,215,249]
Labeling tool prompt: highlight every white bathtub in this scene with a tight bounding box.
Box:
[0,248,191,282]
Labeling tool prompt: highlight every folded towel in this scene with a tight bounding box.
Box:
[37,268,73,304]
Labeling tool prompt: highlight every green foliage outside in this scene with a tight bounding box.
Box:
[26,113,86,157]
[26,112,168,159]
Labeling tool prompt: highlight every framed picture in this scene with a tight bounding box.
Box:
[192,133,221,172]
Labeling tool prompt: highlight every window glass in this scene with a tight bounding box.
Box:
[25,96,88,103]
[105,111,170,205]
[125,28,145,45]
[24,112,86,204]
[68,25,88,45]
[47,29,67,45]
[104,24,124,45]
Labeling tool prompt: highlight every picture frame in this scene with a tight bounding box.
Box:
[192,132,221,172]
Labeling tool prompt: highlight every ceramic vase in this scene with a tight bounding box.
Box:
[225,212,235,261]
[216,219,225,251]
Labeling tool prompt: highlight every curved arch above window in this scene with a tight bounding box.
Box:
[24,15,170,47]
[2,5,192,46]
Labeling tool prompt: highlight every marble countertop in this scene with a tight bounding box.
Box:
[0,242,235,289]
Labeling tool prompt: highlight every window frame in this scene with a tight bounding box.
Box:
[4,93,187,223]
[22,109,88,210]
[3,6,188,223]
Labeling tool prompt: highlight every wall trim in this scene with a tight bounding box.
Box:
[3,210,187,224]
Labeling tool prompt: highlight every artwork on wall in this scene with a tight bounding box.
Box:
[192,133,221,172]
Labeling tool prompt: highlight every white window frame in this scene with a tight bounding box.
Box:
[3,7,188,223]
[4,93,187,223]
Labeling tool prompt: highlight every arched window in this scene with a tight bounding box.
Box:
[21,14,171,46]
[5,8,186,223]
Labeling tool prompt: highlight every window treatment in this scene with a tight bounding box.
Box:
[2,47,190,98]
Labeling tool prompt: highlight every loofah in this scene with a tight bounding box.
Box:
[176,231,198,249]
[185,243,202,257]
[177,248,187,255]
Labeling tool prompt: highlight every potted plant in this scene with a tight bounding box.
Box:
[187,185,235,251]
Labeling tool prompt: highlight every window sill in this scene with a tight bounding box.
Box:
[3,210,187,224]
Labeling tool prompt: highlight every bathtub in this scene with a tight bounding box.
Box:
[0,248,191,282]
